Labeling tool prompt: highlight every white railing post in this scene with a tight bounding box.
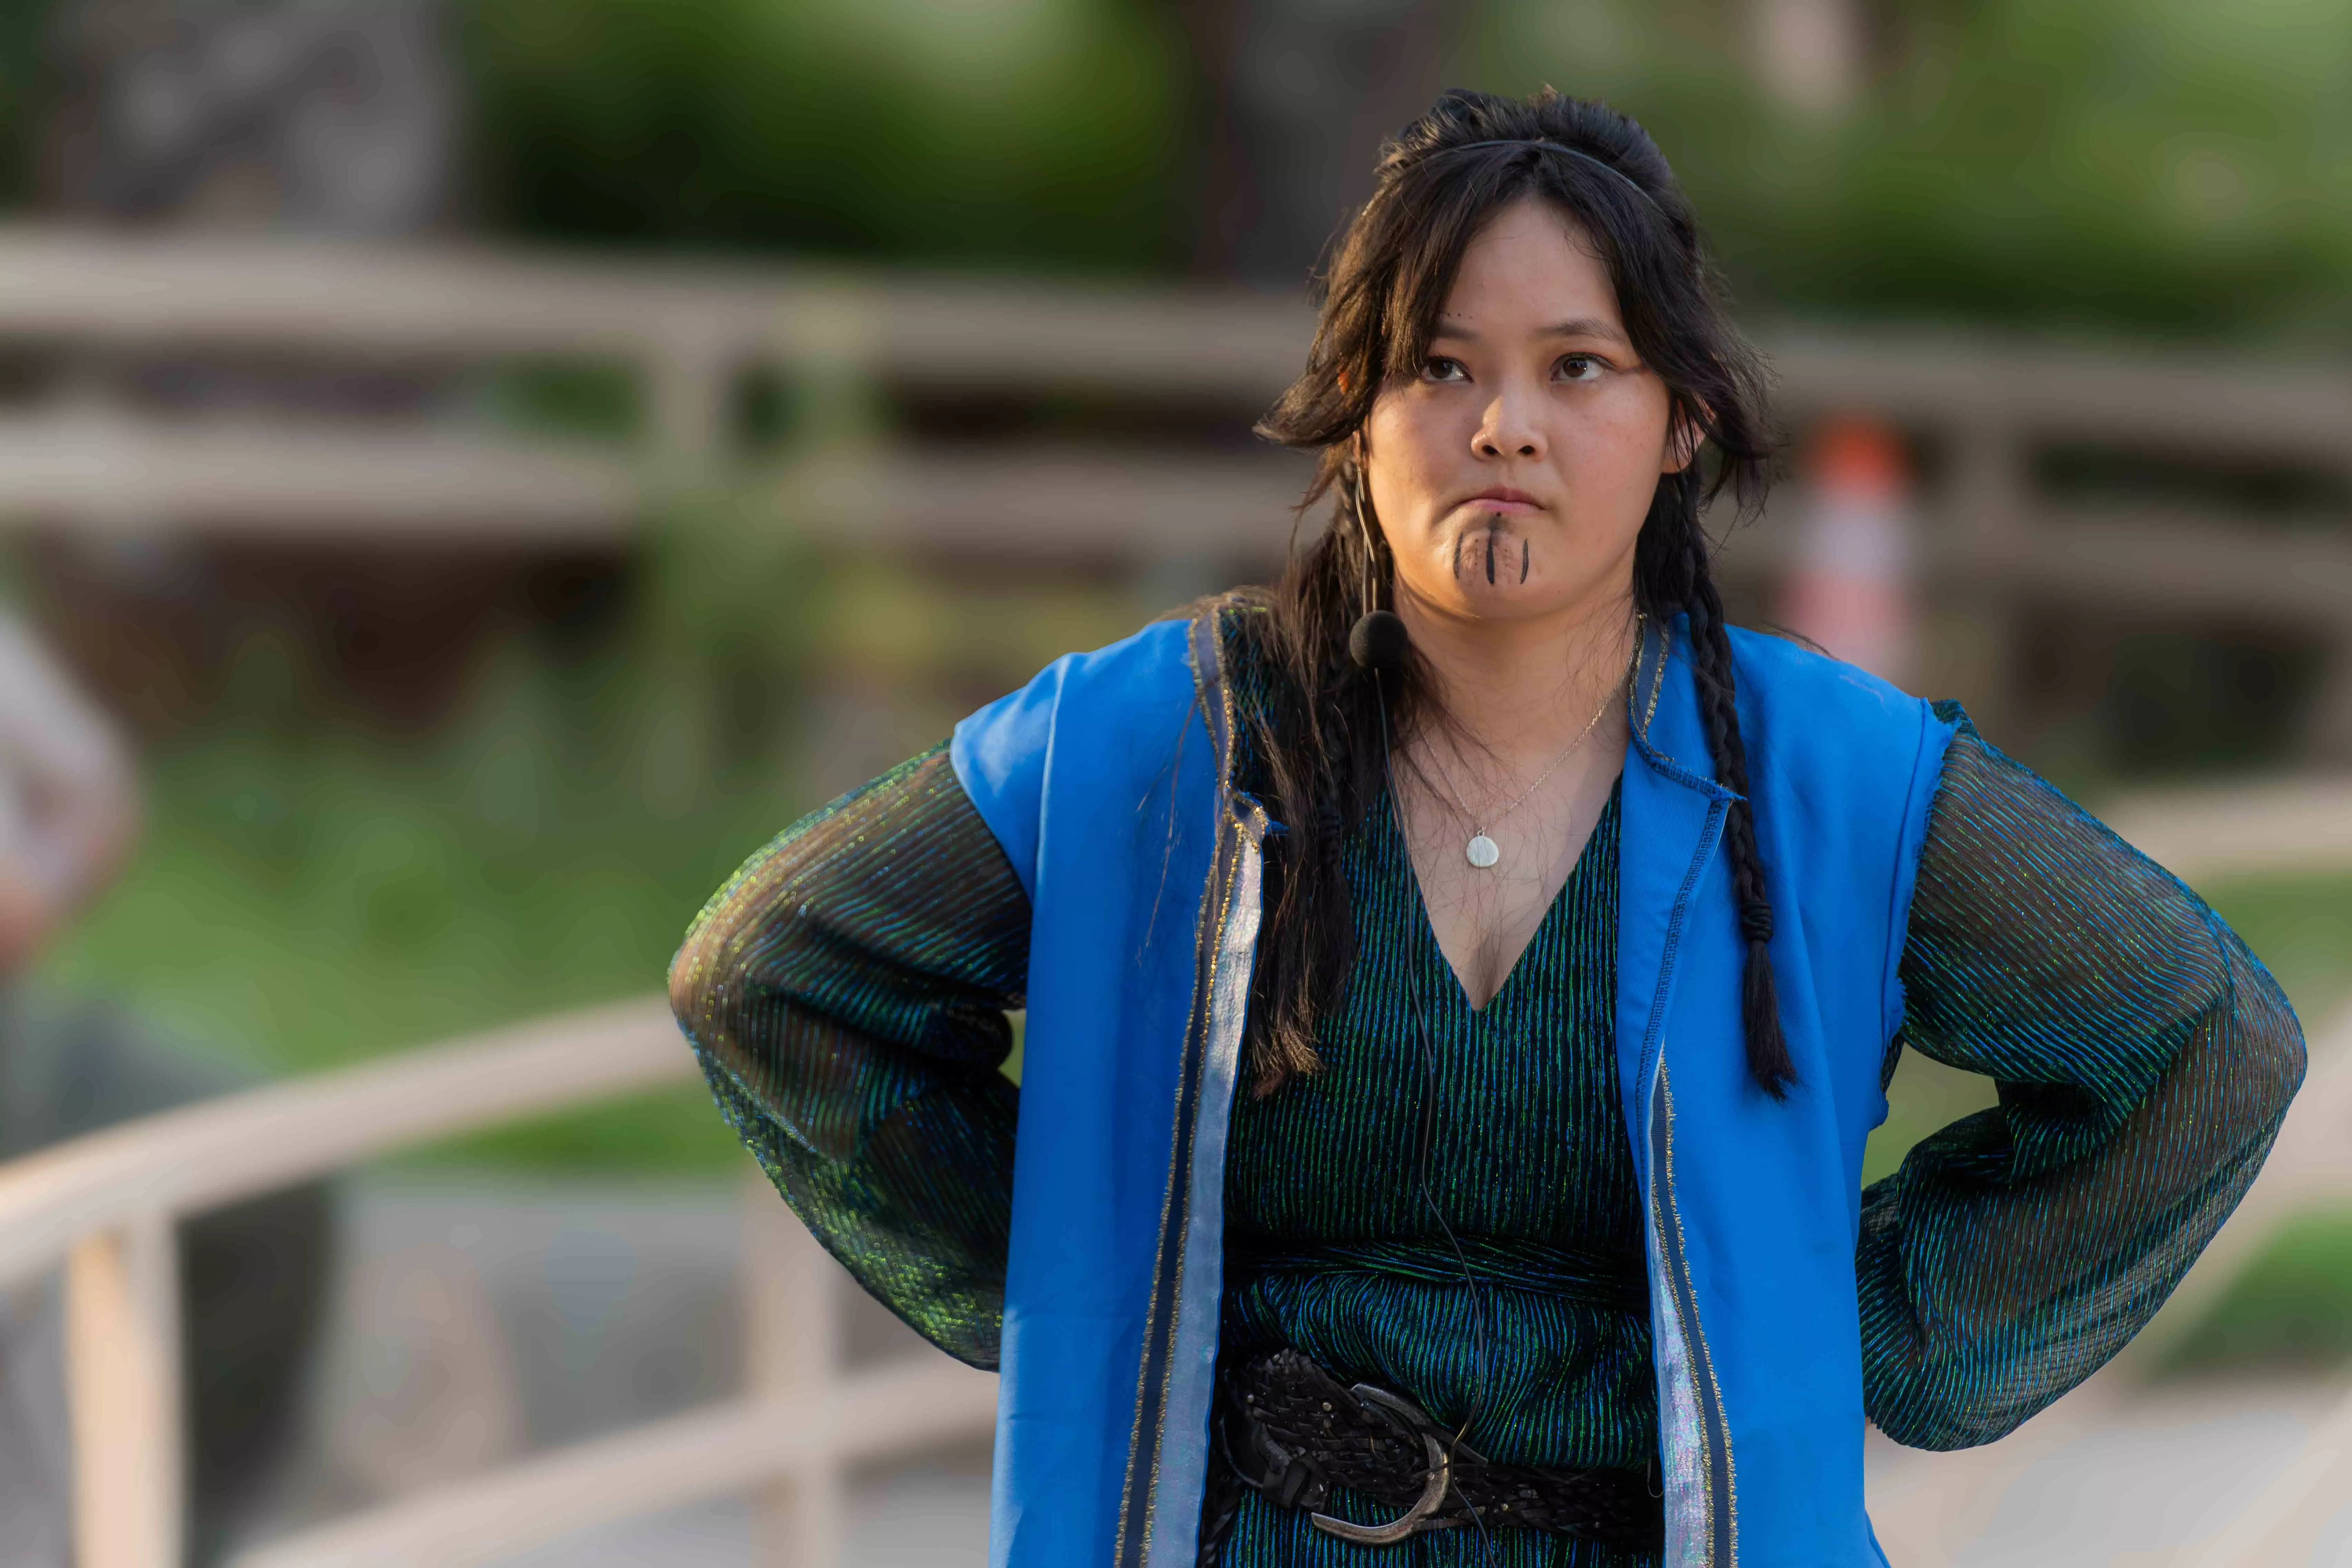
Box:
[68,1211,184,1568]
[0,1001,1000,1568]
[651,333,735,470]
[1935,418,2027,741]
[742,1172,845,1566]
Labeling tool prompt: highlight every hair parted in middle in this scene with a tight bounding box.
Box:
[1235,85,1790,1099]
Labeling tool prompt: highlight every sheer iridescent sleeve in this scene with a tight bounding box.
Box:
[1858,708,2305,1449]
[670,743,1027,1369]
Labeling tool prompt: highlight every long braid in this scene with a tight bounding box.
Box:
[1679,534,1796,1098]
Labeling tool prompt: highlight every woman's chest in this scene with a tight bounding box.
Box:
[1399,742,1627,1012]
[1226,790,1643,1254]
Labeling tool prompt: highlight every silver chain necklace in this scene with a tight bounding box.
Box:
[1417,622,1643,870]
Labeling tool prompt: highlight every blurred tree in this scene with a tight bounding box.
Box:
[9,0,2344,337]
[0,1,49,208]
[462,0,1192,271]
[1485,0,2352,337]
[34,0,460,231]
[1180,0,1470,285]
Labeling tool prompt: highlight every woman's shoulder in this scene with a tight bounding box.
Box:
[1026,589,1281,715]
[965,608,1208,732]
[951,602,1236,812]
[1710,626,1962,835]
[1723,623,1928,726]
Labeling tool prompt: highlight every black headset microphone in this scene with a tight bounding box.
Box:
[1347,436,1411,675]
[1346,462,1498,1554]
[1348,605,1410,673]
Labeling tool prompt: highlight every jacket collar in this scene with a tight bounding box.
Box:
[1629,612,1736,804]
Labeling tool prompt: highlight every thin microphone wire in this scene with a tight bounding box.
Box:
[1373,670,1499,1564]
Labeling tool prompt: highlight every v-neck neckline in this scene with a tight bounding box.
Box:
[1375,774,1622,1019]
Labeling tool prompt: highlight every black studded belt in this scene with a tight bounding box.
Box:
[1201,1350,1663,1560]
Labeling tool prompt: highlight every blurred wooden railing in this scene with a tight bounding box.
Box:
[0,998,997,1568]
[3,225,2350,749]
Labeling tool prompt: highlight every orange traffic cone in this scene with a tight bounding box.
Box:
[1777,413,1918,688]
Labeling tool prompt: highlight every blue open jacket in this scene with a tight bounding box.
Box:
[672,603,2303,1568]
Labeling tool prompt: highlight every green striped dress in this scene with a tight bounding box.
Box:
[1219,780,1654,1567]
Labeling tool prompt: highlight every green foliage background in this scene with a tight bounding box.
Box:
[461,0,1194,270]
[450,0,2352,336]
[1476,0,2352,338]
[7,0,2348,333]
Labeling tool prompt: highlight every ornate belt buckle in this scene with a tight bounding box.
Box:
[1308,1384,1457,1546]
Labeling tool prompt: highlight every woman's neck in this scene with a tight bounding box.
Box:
[1393,584,1640,762]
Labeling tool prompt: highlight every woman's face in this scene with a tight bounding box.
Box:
[1362,197,1684,631]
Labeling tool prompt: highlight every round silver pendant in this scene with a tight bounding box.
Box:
[1465,834,1500,869]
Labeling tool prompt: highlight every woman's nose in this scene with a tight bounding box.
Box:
[1473,394,1544,460]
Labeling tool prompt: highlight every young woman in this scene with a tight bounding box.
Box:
[670,88,2304,1568]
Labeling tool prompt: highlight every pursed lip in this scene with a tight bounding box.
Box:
[1456,485,1544,512]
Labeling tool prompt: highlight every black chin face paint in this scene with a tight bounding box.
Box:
[1453,512,1536,593]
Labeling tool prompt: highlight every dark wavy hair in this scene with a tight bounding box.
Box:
[1238,86,1788,1098]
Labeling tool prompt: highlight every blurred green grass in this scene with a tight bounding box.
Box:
[2165,1205,2352,1375]
[36,552,1148,1174]
[42,635,807,1175]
